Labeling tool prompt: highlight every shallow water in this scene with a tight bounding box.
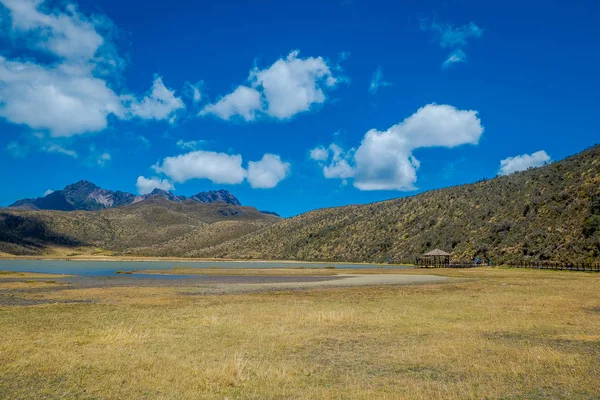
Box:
[0,259,411,277]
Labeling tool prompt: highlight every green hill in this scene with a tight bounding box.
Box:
[2,145,599,263]
[196,145,600,263]
[0,198,278,256]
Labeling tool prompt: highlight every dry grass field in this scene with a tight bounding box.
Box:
[1,267,599,399]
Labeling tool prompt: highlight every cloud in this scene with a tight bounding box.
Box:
[311,144,355,180]
[442,49,466,68]
[42,143,78,158]
[153,150,247,185]
[84,145,111,166]
[136,176,174,195]
[310,104,484,191]
[127,76,185,122]
[498,150,550,176]
[250,50,337,119]
[6,141,27,157]
[421,19,483,68]
[338,51,351,62]
[0,0,106,62]
[184,81,204,104]
[152,150,291,188]
[323,144,355,180]
[137,135,150,148]
[43,189,54,197]
[0,1,184,137]
[369,66,392,94]
[424,21,483,48]
[199,85,262,121]
[0,58,125,136]
[6,134,80,158]
[247,154,290,189]
[176,139,205,151]
[201,50,342,121]
[96,152,111,166]
[309,146,329,161]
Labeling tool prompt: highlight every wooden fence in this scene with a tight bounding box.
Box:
[415,260,482,269]
[500,261,600,272]
[415,260,600,272]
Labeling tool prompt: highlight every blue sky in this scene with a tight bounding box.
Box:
[0,0,598,217]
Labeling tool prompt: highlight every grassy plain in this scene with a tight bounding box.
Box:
[1,267,599,399]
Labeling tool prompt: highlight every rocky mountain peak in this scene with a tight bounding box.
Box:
[9,181,245,211]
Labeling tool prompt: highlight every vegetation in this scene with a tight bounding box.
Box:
[199,145,600,263]
[0,198,278,256]
[1,145,599,263]
[1,268,599,399]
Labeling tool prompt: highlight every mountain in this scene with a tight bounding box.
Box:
[0,197,278,256]
[2,146,599,262]
[10,181,135,211]
[9,181,242,211]
[195,145,600,264]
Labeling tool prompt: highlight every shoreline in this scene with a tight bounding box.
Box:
[0,254,412,267]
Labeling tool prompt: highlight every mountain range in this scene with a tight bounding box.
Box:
[9,180,242,211]
[1,145,599,263]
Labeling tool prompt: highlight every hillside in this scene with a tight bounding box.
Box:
[0,198,278,256]
[2,146,599,262]
[196,145,600,263]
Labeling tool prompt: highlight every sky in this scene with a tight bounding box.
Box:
[0,0,598,217]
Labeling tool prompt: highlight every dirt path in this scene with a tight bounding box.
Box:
[0,272,451,304]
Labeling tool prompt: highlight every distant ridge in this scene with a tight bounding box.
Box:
[0,197,279,256]
[9,181,242,211]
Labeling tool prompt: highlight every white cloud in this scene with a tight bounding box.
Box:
[323,144,354,179]
[43,189,54,197]
[310,104,484,191]
[184,81,203,104]
[311,144,355,180]
[201,50,342,121]
[42,143,78,158]
[247,154,290,189]
[127,76,185,122]
[0,58,125,136]
[498,150,550,176]
[249,50,337,119]
[0,0,105,62]
[176,139,205,151]
[442,49,466,68]
[153,150,247,185]
[152,150,290,189]
[421,19,483,68]
[369,66,391,94]
[199,85,262,121]
[309,146,329,161]
[97,152,111,166]
[0,1,184,137]
[136,176,174,195]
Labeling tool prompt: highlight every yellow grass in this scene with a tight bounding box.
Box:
[137,267,342,276]
[1,268,599,399]
[0,271,71,279]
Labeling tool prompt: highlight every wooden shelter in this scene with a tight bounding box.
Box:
[420,249,451,266]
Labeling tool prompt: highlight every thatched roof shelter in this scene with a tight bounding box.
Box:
[420,249,451,266]
[423,249,451,257]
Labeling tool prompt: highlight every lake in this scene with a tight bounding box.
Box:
[0,259,411,277]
